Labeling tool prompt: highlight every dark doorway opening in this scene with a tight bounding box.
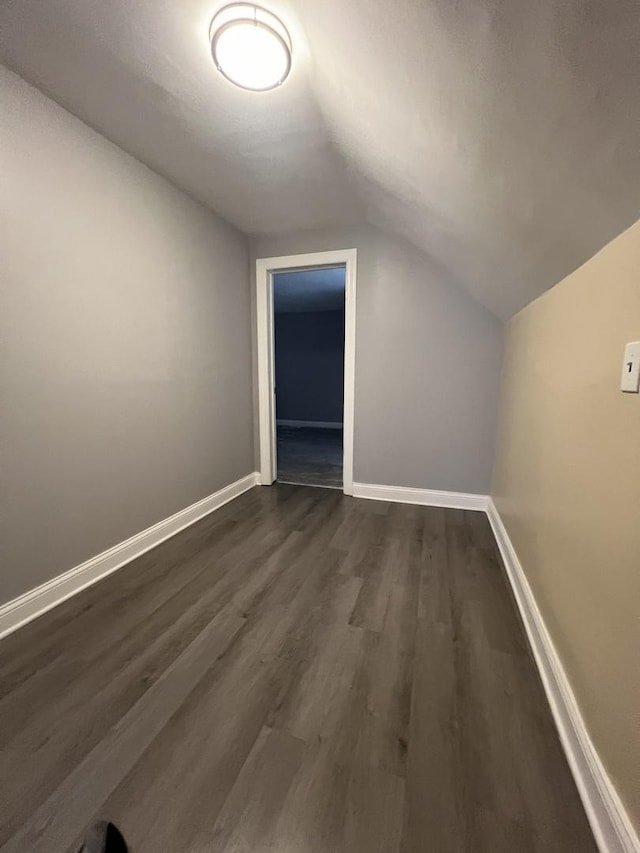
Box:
[273,266,346,488]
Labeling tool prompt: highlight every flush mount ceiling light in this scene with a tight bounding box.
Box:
[210,3,292,92]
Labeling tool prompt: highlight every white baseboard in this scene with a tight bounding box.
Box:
[352,482,488,511]
[486,499,639,853]
[277,419,343,429]
[0,472,260,642]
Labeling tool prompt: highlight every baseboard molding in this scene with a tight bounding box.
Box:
[0,472,260,642]
[486,499,639,853]
[277,419,343,429]
[352,482,488,511]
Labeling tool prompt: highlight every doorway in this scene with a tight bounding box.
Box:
[274,267,345,488]
[256,249,357,495]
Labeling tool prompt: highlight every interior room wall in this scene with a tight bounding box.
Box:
[251,224,504,494]
[491,219,640,831]
[0,66,254,605]
[274,310,345,424]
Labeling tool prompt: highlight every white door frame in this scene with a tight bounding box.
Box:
[255,249,357,495]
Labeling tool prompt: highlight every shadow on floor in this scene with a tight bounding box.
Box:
[276,425,343,488]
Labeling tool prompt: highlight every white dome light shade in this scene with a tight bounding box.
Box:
[210,4,292,92]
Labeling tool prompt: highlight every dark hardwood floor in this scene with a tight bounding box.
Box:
[0,484,597,853]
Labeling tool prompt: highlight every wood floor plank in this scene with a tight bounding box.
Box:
[267,578,364,741]
[349,540,396,632]
[206,725,306,853]
[0,485,598,853]
[353,579,417,777]
[268,742,352,852]
[401,507,462,853]
[343,762,405,853]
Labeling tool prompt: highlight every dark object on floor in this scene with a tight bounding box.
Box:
[79,822,127,853]
[0,484,598,852]
[277,425,343,487]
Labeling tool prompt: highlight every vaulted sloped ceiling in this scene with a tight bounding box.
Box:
[1,0,638,318]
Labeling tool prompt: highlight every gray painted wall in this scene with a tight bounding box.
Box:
[252,225,504,494]
[1,67,254,605]
[274,311,345,423]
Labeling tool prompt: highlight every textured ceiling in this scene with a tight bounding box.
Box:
[1,0,638,318]
[274,268,345,313]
